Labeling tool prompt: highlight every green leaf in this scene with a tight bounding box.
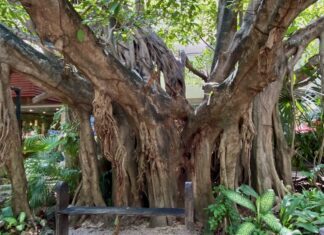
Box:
[259,189,275,214]
[238,185,259,198]
[279,227,302,235]
[76,29,85,42]
[297,222,319,233]
[16,223,25,231]
[18,212,26,223]
[1,207,13,218]
[3,217,17,227]
[110,2,120,14]
[223,190,256,212]
[235,222,256,235]
[261,213,282,232]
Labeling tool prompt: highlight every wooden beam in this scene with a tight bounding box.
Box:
[32,92,50,104]
[59,207,185,217]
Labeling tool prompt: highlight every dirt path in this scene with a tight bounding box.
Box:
[69,222,200,235]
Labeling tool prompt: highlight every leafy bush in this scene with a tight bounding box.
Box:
[23,107,81,209]
[0,207,27,234]
[208,185,300,235]
[206,185,240,234]
[280,188,324,234]
[25,152,80,209]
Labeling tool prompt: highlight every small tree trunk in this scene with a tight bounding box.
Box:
[0,63,31,216]
[190,130,216,221]
[252,79,290,196]
[273,105,293,187]
[61,107,79,169]
[74,109,105,207]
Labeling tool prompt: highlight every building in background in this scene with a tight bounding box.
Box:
[10,72,61,136]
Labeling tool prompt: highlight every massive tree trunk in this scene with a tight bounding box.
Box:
[0,63,31,217]
[0,0,322,226]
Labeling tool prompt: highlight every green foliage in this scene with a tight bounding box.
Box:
[235,222,256,235]
[25,151,80,209]
[23,107,81,209]
[222,190,256,212]
[208,185,299,235]
[0,1,29,32]
[279,65,322,168]
[146,0,217,45]
[300,164,324,183]
[259,190,275,214]
[73,0,217,46]
[287,2,324,37]
[0,208,27,233]
[206,185,240,234]
[280,188,324,234]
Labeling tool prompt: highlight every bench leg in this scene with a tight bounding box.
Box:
[185,181,194,230]
[56,214,69,235]
[55,181,69,235]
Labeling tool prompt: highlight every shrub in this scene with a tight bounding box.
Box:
[280,188,324,234]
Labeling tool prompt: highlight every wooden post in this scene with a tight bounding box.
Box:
[185,181,194,230]
[55,181,69,235]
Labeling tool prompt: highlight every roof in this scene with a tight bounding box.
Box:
[10,72,43,97]
[10,72,59,103]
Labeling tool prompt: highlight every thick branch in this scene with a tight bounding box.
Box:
[184,0,318,142]
[210,0,317,83]
[19,0,192,121]
[0,24,93,111]
[211,0,237,72]
[294,55,319,88]
[285,16,324,56]
[181,52,208,82]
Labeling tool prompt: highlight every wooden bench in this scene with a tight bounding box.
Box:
[55,181,194,235]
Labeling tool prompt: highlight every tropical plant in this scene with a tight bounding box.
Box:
[300,164,324,186]
[280,188,324,234]
[24,151,80,209]
[0,207,27,234]
[278,40,323,169]
[206,185,240,234]
[221,185,300,235]
[23,107,81,209]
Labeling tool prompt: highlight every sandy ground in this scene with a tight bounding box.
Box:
[69,221,200,235]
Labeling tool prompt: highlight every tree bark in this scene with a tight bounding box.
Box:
[0,26,105,209]
[0,63,31,217]
[0,0,320,226]
[73,109,105,207]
